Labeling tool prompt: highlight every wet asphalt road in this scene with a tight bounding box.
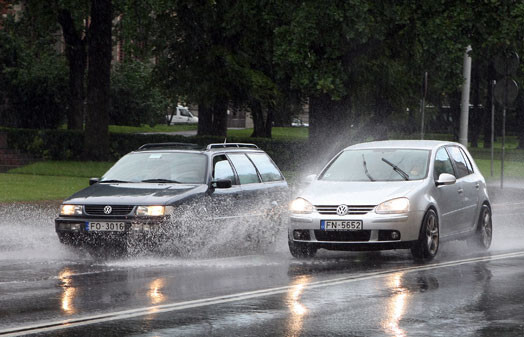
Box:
[1,184,524,336]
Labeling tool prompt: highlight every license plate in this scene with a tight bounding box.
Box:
[321,220,363,231]
[87,222,126,232]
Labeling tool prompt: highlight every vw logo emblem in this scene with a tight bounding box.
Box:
[103,206,112,214]
[336,204,349,216]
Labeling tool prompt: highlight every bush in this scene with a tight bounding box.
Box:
[2,128,308,170]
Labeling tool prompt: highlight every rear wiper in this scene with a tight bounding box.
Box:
[381,158,409,181]
[99,179,129,183]
[141,179,180,183]
[362,154,375,181]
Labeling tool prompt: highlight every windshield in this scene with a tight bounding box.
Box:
[101,152,207,184]
[319,149,430,182]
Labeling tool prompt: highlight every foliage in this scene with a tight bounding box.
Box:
[110,60,169,126]
[0,17,69,130]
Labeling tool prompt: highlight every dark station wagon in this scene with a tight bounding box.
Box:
[55,143,288,255]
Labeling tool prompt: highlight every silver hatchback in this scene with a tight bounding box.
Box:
[288,140,492,260]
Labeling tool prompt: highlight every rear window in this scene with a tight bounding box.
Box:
[247,153,283,182]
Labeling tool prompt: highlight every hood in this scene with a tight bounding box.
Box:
[300,180,422,206]
[64,183,208,205]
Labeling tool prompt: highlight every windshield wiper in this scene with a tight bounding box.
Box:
[99,179,129,183]
[362,154,375,181]
[381,158,409,181]
[141,178,181,183]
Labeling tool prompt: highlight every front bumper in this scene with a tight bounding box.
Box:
[288,210,424,250]
[55,216,169,246]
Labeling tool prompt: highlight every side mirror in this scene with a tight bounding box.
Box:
[436,173,456,186]
[89,177,100,186]
[211,179,232,189]
[304,174,317,184]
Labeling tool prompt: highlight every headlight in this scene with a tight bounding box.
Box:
[136,206,165,216]
[375,198,410,214]
[289,198,314,214]
[60,204,83,216]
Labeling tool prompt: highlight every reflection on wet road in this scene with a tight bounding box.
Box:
[1,187,524,336]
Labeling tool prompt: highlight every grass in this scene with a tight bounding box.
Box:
[0,173,89,202]
[475,158,524,180]
[8,161,114,178]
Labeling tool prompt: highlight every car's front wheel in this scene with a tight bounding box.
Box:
[467,204,492,250]
[411,209,439,261]
[288,239,317,258]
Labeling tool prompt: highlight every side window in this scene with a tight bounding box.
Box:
[247,153,283,182]
[459,147,474,174]
[213,155,236,183]
[228,153,261,184]
[434,148,455,180]
[447,146,469,178]
[179,108,191,117]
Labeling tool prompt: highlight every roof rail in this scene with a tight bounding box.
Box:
[206,143,259,150]
[138,142,201,150]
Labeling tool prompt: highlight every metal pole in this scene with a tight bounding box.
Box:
[420,97,425,140]
[501,105,506,189]
[421,72,427,140]
[491,80,495,177]
[459,46,472,146]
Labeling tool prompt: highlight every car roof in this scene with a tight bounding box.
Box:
[133,143,266,155]
[345,140,459,151]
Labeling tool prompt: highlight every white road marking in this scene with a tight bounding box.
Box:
[2,250,524,336]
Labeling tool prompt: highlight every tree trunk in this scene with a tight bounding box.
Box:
[211,101,227,137]
[198,104,213,136]
[250,101,265,138]
[58,9,86,130]
[84,0,112,160]
[264,105,274,138]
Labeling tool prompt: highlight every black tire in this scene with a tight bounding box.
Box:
[288,239,317,258]
[468,204,492,250]
[411,209,439,261]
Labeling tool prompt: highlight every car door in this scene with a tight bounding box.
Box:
[432,147,466,237]
[209,154,243,223]
[447,146,479,232]
[226,153,266,220]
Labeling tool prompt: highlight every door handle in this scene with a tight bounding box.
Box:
[475,183,480,189]
[457,188,464,194]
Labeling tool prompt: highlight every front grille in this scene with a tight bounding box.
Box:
[84,205,135,216]
[314,230,371,242]
[315,205,375,215]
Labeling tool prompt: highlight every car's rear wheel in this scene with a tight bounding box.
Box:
[468,204,492,250]
[411,209,439,261]
[288,239,317,258]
